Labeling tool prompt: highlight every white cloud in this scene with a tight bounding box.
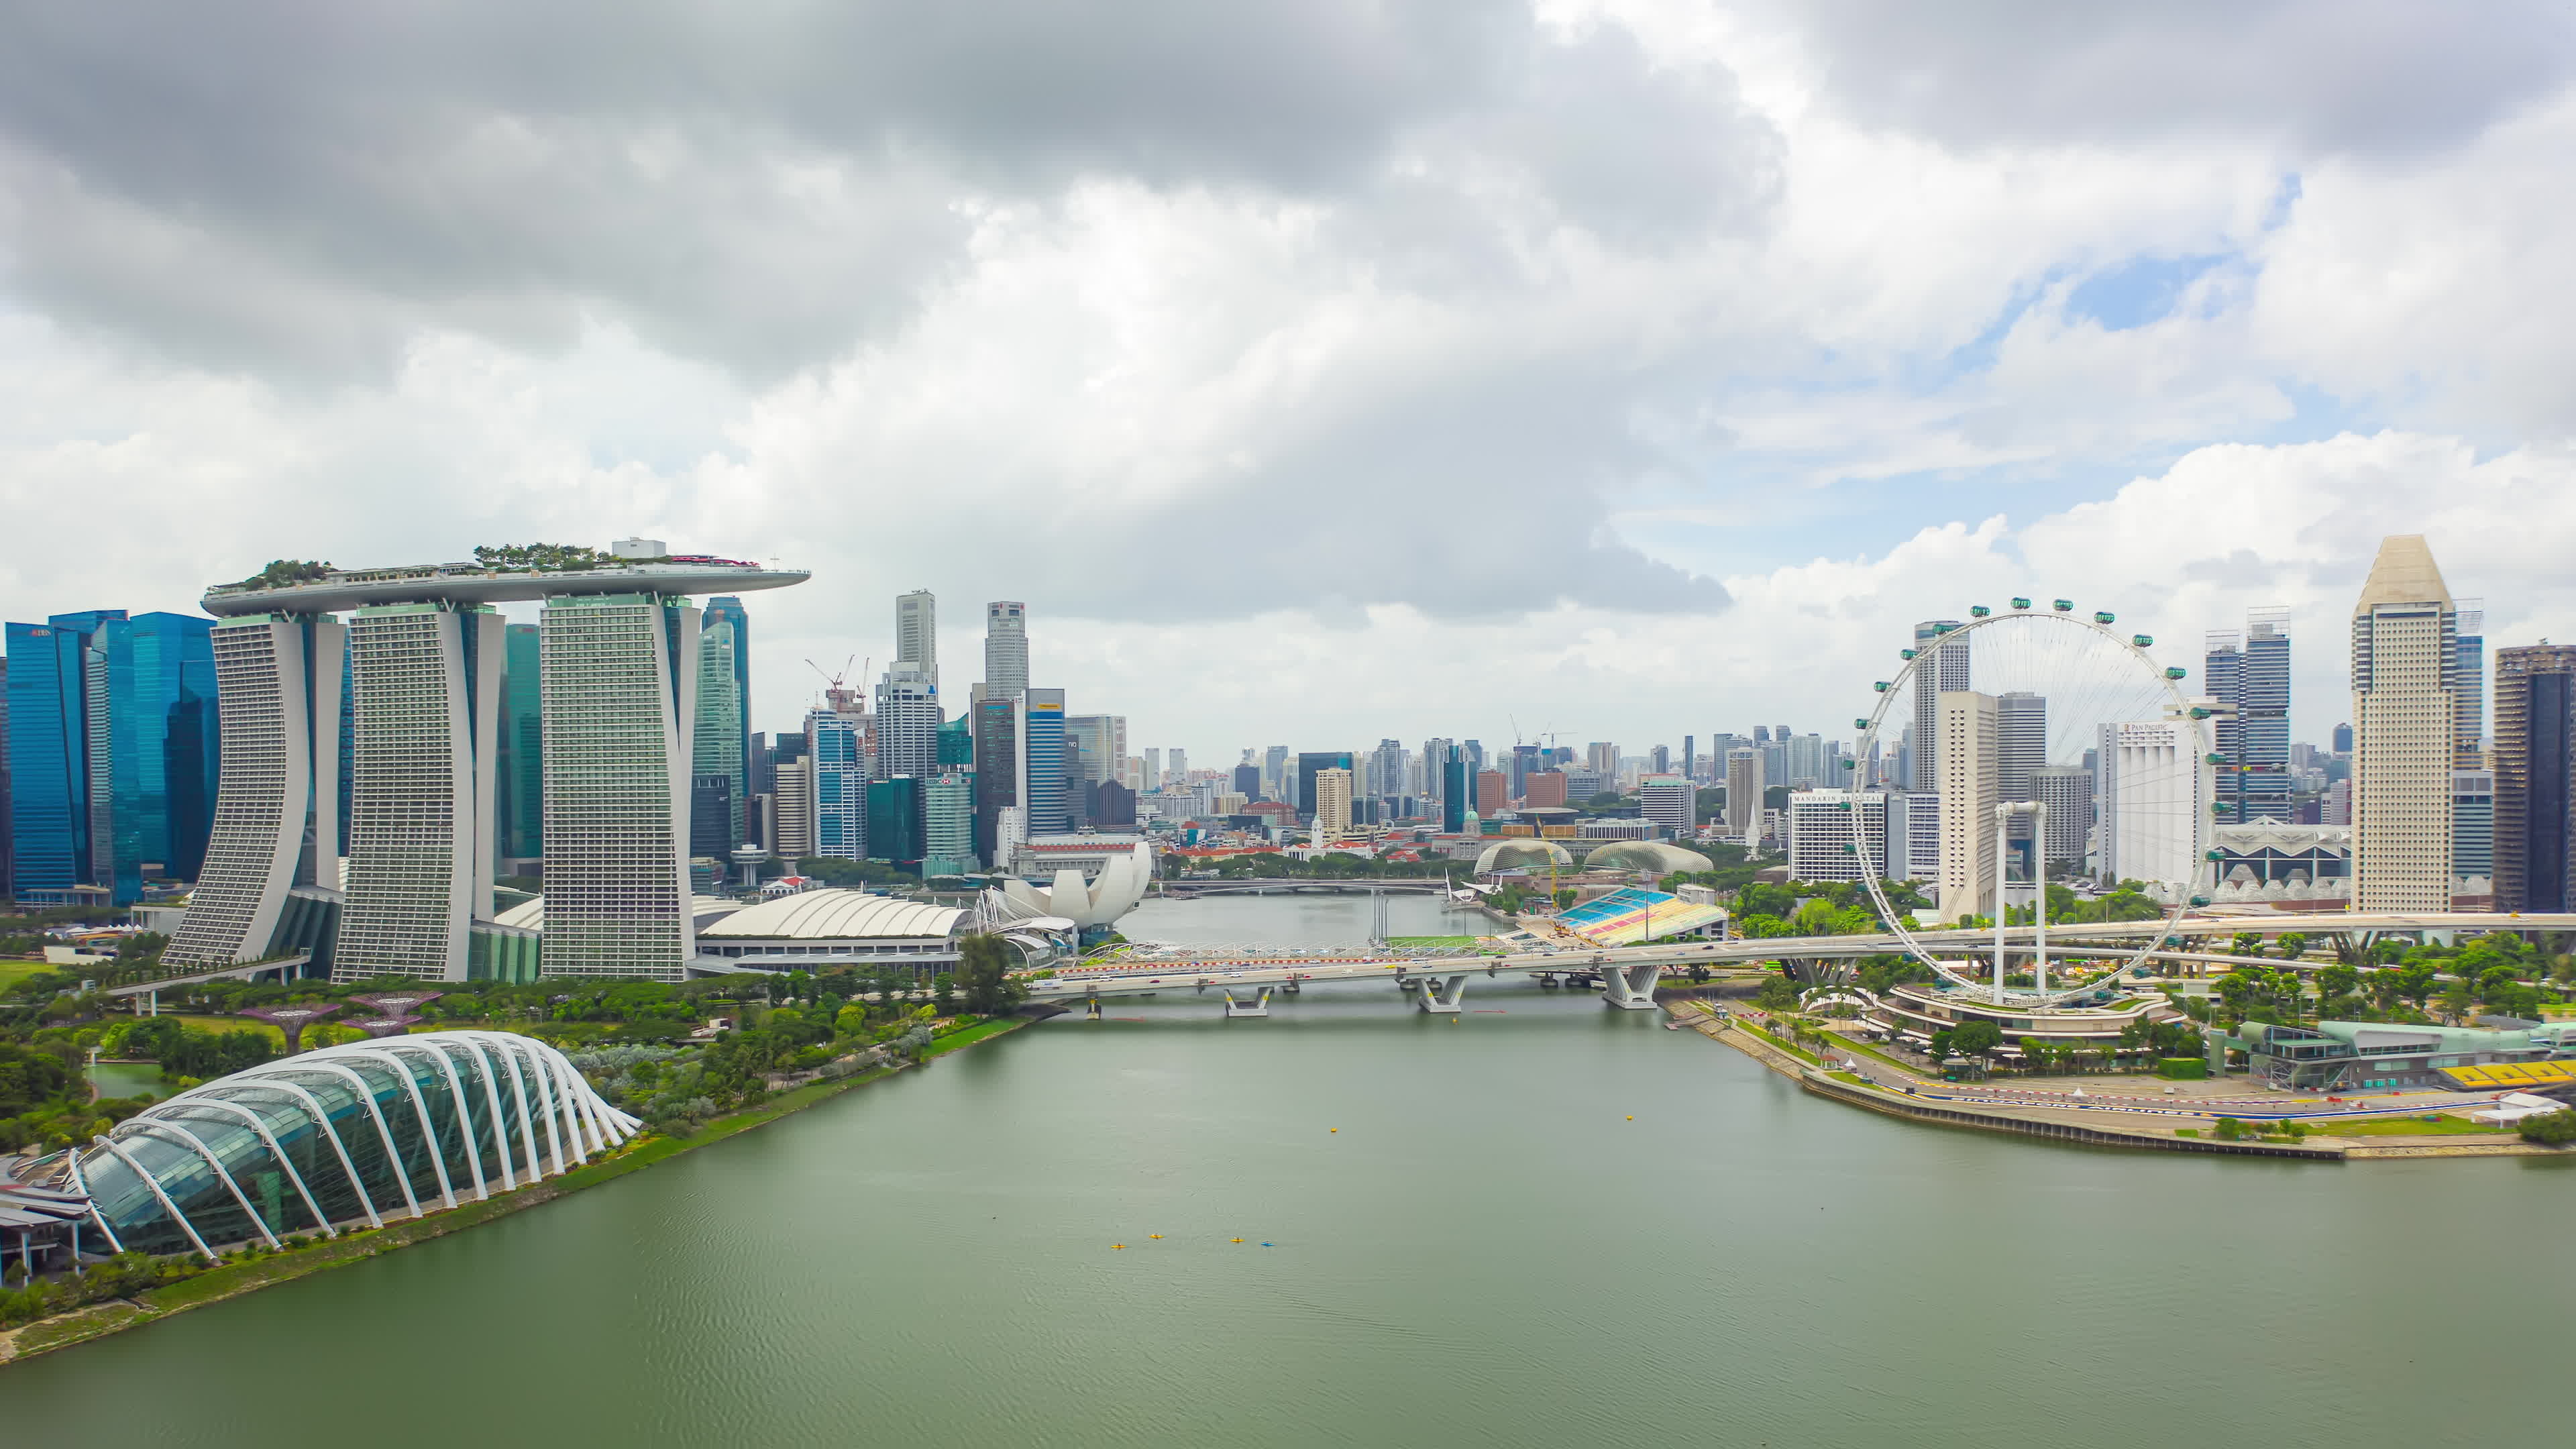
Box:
[3,4,2575,767]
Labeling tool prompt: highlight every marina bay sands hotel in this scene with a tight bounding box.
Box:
[161,549,807,984]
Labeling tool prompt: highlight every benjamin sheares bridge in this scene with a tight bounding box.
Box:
[158,543,806,987]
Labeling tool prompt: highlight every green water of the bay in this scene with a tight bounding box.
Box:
[4,894,2571,1446]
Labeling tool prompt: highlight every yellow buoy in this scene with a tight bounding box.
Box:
[1329,1128,1337,1132]
[1626,1116,1633,1120]
[1112,1244,1126,1250]
[1230,1238,1244,1244]
[1148,1234,1163,1239]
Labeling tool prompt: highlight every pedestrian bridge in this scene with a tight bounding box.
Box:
[1027,910,2576,1018]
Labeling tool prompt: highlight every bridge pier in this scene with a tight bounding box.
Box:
[1223,988,1272,1018]
[1598,961,1664,1011]
[1279,976,1301,995]
[1415,974,1470,1014]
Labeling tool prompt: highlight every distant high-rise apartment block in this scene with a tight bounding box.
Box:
[981,601,1026,698]
[1523,770,1568,809]
[1168,747,1188,781]
[1725,747,1765,837]
[1911,621,1970,792]
[1232,762,1260,798]
[2492,644,2576,912]
[1935,691,1998,924]
[2350,535,2458,911]
[1637,773,1693,838]
[2032,765,2092,874]
[1586,741,1619,777]
[896,589,937,690]
[1474,769,1505,817]
[1311,767,1353,843]
[922,773,977,879]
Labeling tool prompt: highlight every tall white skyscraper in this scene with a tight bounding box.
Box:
[874,663,940,783]
[162,613,345,972]
[1935,690,1998,924]
[2351,535,2459,910]
[2032,765,2092,874]
[1725,747,1765,835]
[896,590,937,690]
[1911,621,1970,792]
[535,593,700,980]
[335,603,505,981]
[1996,692,2046,803]
[982,600,1027,698]
[1638,773,1695,838]
[1168,748,1188,782]
[1787,789,1890,881]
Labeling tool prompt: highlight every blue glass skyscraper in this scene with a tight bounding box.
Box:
[5,609,215,903]
[1018,688,1068,835]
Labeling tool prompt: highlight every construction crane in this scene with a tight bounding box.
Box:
[807,655,864,713]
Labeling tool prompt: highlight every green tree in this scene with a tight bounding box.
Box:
[954,933,1024,1016]
[1752,976,1801,1012]
[1949,1019,2002,1063]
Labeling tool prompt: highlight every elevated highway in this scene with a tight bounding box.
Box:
[1154,878,1460,899]
[1030,910,2576,1018]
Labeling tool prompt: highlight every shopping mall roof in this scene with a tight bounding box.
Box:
[698,890,963,941]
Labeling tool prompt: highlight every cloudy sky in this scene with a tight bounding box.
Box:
[5,1,2574,763]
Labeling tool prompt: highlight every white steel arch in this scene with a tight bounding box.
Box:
[204,1079,382,1230]
[160,1097,337,1239]
[73,1032,639,1253]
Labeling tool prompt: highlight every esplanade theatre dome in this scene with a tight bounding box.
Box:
[1472,839,1574,873]
[1580,841,1715,874]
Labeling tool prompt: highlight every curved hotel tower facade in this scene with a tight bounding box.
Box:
[164,553,806,983]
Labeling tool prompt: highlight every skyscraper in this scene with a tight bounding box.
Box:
[2455,598,2485,765]
[2492,644,2576,912]
[2350,535,2459,912]
[1638,774,1693,837]
[982,600,1026,698]
[922,773,977,879]
[1018,688,1069,834]
[1910,621,1970,792]
[2454,768,2494,884]
[2209,608,2293,824]
[690,616,746,855]
[1935,691,1998,924]
[874,663,940,783]
[1442,745,1467,833]
[536,591,701,981]
[1262,745,1289,800]
[5,610,220,904]
[702,594,752,818]
[896,590,937,690]
[2031,765,2092,875]
[496,622,543,867]
[808,710,867,861]
[971,694,1017,863]
[1067,715,1128,788]
[1725,747,1765,836]
[1311,767,1353,843]
[2097,721,2195,895]
[162,613,344,972]
[1296,751,1355,821]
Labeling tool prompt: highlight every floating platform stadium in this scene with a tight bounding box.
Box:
[1556,888,1727,947]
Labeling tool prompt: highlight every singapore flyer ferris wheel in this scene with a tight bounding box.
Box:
[1847,598,2219,1007]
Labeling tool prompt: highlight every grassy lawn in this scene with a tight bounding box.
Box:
[154,1014,286,1044]
[923,1018,1026,1059]
[1387,935,1483,950]
[2308,1116,2514,1137]
[1820,1030,1920,1077]
[0,959,54,991]
[1736,1021,1819,1065]
[1827,1071,1874,1088]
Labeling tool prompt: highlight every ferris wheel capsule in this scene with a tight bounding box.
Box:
[1970,605,1991,618]
[2165,667,2188,680]
[2053,599,2074,611]
[2093,611,2116,625]
[1900,648,1917,660]
[1875,681,1891,692]
[2131,634,2154,648]
[2010,597,2031,610]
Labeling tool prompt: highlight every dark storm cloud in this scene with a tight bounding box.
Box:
[1764,0,2576,156]
[0,1,1759,377]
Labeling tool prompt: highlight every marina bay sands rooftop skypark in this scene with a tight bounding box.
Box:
[200,551,810,615]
